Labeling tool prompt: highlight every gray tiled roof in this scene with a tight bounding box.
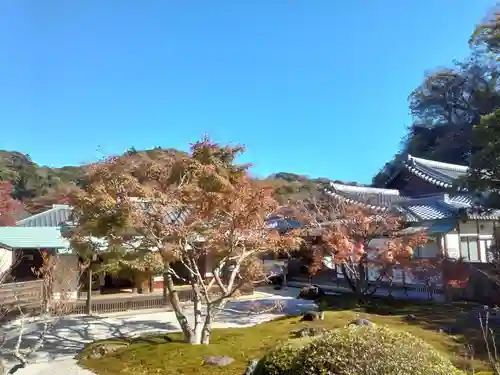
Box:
[16,205,73,227]
[326,183,408,211]
[326,182,500,222]
[403,155,469,189]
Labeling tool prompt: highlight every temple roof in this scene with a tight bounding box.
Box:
[16,204,73,227]
[326,182,500,222]
[403,154,469,189]
[325,183,408,211]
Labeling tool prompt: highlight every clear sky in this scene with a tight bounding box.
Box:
[0,1,494,183]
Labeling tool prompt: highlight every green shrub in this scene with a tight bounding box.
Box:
[258,325,465,375]
[254,337,314,375]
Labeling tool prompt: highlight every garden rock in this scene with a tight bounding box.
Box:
[347,318,373,327]
[81,342,129,360]
[202,356,235,366]
[243,359,259,375]
[404,314,417,322]
[297,285,326,300]
[300,311,324,321]
[290,327,329,338]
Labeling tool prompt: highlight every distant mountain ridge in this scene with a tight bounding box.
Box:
[0,149,367,210]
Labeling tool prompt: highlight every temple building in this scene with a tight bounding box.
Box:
[318,155,500,298]
[326,154,499,263]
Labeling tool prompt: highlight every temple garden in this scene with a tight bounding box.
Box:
[76,290,498,375]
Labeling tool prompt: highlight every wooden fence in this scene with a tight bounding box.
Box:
[0,283,254,321]
[66,285,253,315]
[0,279,44,308]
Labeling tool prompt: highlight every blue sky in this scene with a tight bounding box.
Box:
[0,1,494,183]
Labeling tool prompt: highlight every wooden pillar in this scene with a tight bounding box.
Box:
[85,254,98,315]
[476,220,482,262]
[457,220,462,258]
[494,220,498,262]
[163,267,169,305]
[86,267,93,314]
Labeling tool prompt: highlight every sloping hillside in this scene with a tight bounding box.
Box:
[0,149,365,211]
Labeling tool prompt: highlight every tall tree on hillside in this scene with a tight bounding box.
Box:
[373,7,500,187]
[291,199,431,301]
[68,138,300,345]
[406,55,500,163]
[470,5,500,56]
[373,55,500,186]
[0,181,23,226]
[464,109,500,208]
[464,6,500,207]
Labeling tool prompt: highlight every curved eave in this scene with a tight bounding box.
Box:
[465,209,500,220]
[324,189,388,212]
[404,163,468,192]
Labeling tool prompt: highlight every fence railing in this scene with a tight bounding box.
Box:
[0,279,44,308]
[1,284,254,320]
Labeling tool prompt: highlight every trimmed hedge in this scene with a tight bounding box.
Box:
[257,325,464,375]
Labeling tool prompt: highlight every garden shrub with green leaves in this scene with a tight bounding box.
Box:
[256,325,464,375]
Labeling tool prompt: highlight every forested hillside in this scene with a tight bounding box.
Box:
[0,148,363,213]
[372,6,500,188]
[0,148,187,212]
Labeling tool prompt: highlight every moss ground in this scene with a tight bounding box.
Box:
[79,296,497,375]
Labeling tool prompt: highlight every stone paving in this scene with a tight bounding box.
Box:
[2,288,315,375]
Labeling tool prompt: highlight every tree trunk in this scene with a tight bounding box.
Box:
[201,307,213,344]
[341,263,366,303]
[189,275,204,345]
[163,268,193,342]
[341,264,357,293]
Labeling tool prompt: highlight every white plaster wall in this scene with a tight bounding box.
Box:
[0,247,13,276]
[459,220,496,236]
[446,221,496,262]
[480,239,492,262]
[443,233,460,259]
[479,221,495,236]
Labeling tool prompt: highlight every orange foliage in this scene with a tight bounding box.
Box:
[289,199,431,294]
[296,201,428,269]
[0,181,23,226]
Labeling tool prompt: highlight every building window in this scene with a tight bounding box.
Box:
[460,237,484,262]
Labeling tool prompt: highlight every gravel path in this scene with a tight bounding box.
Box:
[2,288,314,375]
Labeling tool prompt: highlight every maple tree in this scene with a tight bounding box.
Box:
[0,181,23,226]
[291,198,433,300]
[68,137,300,344]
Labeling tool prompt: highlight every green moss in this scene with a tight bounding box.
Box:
[78,308,492,375]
